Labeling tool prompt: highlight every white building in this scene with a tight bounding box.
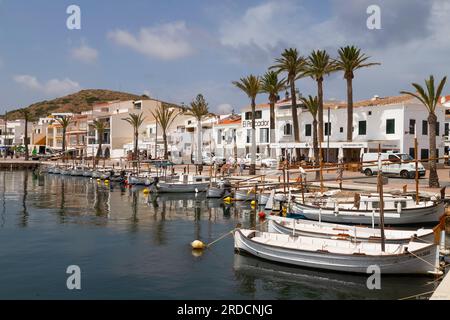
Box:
[216,94,445,163]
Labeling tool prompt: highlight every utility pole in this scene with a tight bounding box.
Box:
[327,107,330,162]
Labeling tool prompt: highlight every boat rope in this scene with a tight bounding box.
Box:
[398,290,435,300]
[207,230,235,247]
[405,249,441,272]
[207,216,269,248]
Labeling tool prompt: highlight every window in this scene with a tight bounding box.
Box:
[246,129,252,143]
[388,154,400,162]
[340,127,343,133]
[305,124,312,137]
[358,121,367,135]
[445,123,449,136]
[284,123,292,135]
[421,149,429,160]
[422,120,428,135]
[386,119,395,134]
[134,102,142,110]
[409,119,416,134]
[259,128,269,143]
[436,122,440,136]
[324,123,331,136]
[368,111,372,116]
[409,148,415,159]
[217,129,222,144]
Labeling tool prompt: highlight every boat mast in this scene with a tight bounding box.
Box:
[377,144,386,252]
[414,123,419,204]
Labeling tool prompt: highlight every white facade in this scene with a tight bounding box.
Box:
[213,95,446,163]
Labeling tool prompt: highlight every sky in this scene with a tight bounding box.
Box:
[0,0,450,114]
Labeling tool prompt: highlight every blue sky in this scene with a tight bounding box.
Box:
[1,0,449,114]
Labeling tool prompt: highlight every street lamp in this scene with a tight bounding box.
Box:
[327,107,330,162]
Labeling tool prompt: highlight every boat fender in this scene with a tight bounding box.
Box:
[143,188,150,194]
[191,240,206,250]
[397,202,402,213]
[251,200,257,206]
[258,211,265,219]
[282,207,287,217]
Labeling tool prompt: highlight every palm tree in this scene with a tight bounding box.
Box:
[335,46,380,149]
[270,48,306,161]
[300,96,320,180]
[232,75,261,175]
[20,109,31,161]
[184,94,211,174]
[56,116,72,162]
[93,119,107,163]
[400,75,447,188]
[260,71,286,157]
[151,103,181,160]
[304,50,338,141]
[122,113,146,162]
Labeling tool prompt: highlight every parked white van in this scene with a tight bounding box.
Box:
[361,152,426,179]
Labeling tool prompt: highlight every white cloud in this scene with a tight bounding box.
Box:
[14,75,81,96]
[216,103,233,115]
[108,21,193,60]
[71,44,98,63]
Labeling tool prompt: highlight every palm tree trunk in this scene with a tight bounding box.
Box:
[290,80,301,162]
[269,99,275,158]
[163,132,168,160]
[134,130,138,161]
[24,119,29,161]
[317,79,324,142]
[196,120,203,174]
[250,98,257,175]
[62,128,66,163]
[313,118,320,180]
[428,113,440,188]
[345,76,354,162]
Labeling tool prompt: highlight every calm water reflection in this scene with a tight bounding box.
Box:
[0,171,441,299]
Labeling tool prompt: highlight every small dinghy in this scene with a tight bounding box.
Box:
[234,229,441,275]
[268,216,435,244]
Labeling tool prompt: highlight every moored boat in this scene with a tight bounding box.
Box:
[291,194,444,225]
[268,216,435,244]
[234,229,441,275]
[153,174,210,193]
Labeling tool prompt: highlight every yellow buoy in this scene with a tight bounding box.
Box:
[96,178,101,182]
[104,180,109,184]
[224,196,232,203]
[191,240,206,250]
[251,200,257,206]
[143,188,150,194]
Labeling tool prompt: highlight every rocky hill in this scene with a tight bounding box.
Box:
[6,89,150,120]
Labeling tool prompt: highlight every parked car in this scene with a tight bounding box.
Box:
[361,152,425,179]
[241,153,278,168]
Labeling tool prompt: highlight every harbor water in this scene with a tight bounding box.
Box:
[0,170,445,299]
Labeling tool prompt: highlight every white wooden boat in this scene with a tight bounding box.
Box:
[82,169,93,177]
[291,194,444,225]
[207,179,232,198]
[234,229,440,275]
[235,188,256,201]
[91,170,101,179]
[268,216,435,244]
[207,186,225,198]
[153,174,210,193]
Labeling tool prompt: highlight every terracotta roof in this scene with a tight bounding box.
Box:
[217,115,241,125]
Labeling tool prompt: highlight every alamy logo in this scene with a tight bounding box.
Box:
[66,5,81,30]
[66,265,81,290]
[366,265,381,290]
[366,5,381,30]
